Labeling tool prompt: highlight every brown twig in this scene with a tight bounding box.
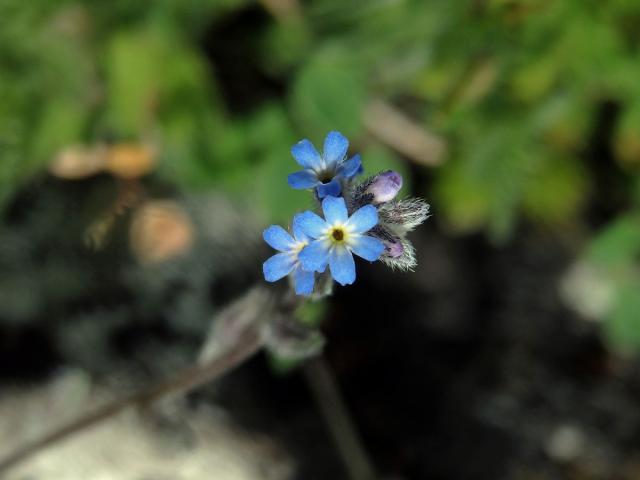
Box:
[258,0,302,22]
[364,99,447,167]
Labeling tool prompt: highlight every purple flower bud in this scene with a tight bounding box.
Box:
[384,239,404,258]
[366,170,402,204]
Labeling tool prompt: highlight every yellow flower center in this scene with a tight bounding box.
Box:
[330,227,345,242]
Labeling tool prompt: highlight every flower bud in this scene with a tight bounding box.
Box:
[378,237,417,271]
[366,170,402,204]
[384,239,404,258]
[379,198,430,233]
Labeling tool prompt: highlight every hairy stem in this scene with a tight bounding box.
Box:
[0,324,263,475]
[304,357,378,480]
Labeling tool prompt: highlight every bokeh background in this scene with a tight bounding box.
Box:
[2,0,640,479]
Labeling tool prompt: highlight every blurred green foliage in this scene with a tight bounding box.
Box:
[1,1,640,348]
[584,213,640,353]
[2,0,639,224]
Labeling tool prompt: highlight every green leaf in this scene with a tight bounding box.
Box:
[605,280,640,355]
[260,19,311,74]
[613,99,640,169]
[360,145,409,181]
[433,121,532,241]
[587,213,640,269]
[31,98,87,162]
[290,46,367,138]
[256,148,311,224]
[267,353,302,375]
[105,30,167,136]
[239,104,309,224]
[433,160,491,234]
[296,300,328,328]
[522,153,589,225]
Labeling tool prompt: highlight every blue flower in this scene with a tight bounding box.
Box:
[263,214,318,296]
[297,196,385,286]
[287,131,362,198]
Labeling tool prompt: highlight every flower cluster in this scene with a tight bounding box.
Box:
[263,131,430,296]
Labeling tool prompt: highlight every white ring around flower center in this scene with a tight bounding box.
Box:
[324,223,357,247]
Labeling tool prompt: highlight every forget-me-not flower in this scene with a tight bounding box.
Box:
[297,196,385,286]
[263,214,318,296]
[287,131,362,198]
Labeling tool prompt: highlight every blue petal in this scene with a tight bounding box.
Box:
[292,213,310,243]
[329,246,356,285]
[323,131,348,167]
[263,253,295,282]
[346,204,378,233]
[288,170,319,190]
[296,211,328,238]
[322,195,349,224]
[316,178,342,198]
[291,139,323,169]
[263,225,295,252]
[337,154,361,178]
[293,266,315,296]
[298,239,330,272]
[350,235,384,261]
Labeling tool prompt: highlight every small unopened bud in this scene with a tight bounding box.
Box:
[379,198,430,233]
[378,237,417,271]
[367,170,402,204]
[384,239,404,258]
